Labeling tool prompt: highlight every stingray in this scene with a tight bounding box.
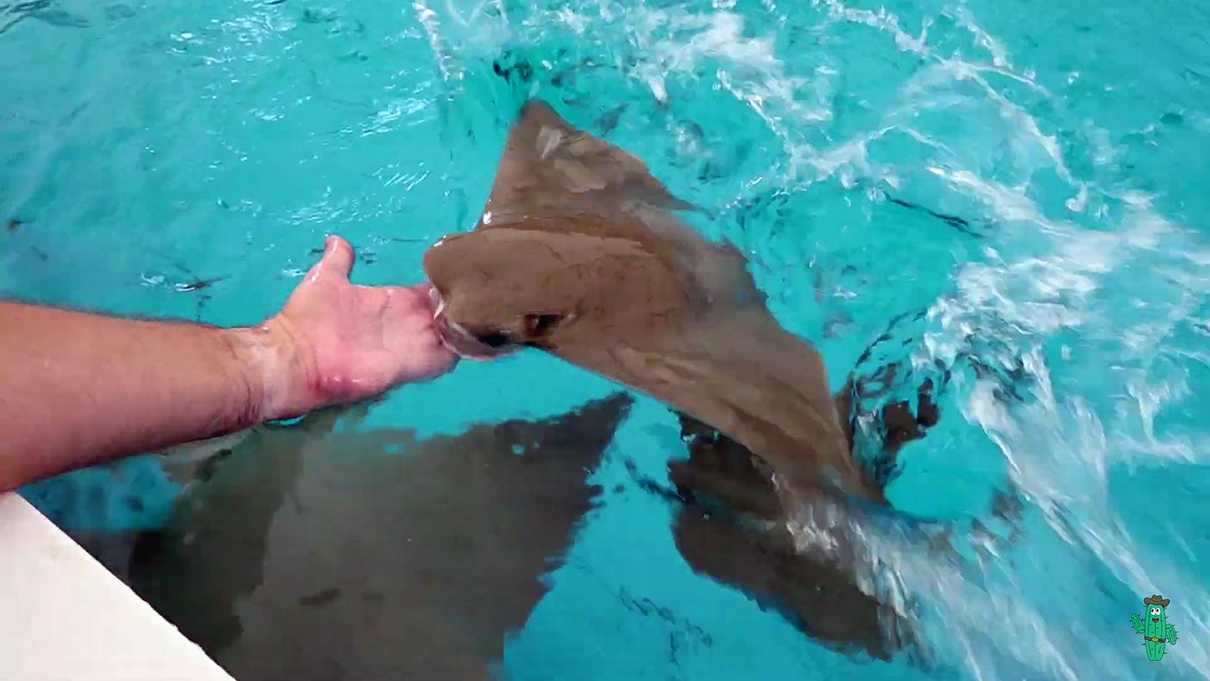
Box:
[424,100,892,504]
[422,100,944,658]
[75,393,632,681]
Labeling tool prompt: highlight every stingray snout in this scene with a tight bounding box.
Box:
[429,288,519,361]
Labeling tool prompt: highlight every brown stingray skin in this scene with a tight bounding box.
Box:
[424,100,879,503]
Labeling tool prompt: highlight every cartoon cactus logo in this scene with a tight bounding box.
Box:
[1130,594,1178,661]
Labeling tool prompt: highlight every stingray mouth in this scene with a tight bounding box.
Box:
[429,289,518,360]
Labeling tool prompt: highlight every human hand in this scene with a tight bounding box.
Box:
[238,235,458,420]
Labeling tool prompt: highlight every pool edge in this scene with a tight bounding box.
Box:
[0,492,236,681]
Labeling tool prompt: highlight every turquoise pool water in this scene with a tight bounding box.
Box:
[4,0,1209,679]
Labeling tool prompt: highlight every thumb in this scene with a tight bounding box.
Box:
[314,235,355,281]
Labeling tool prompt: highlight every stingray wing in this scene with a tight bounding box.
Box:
[481,100,695,225]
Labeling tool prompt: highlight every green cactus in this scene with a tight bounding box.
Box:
[1131,594,1177,662]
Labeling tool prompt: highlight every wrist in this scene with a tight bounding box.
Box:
[222,318,318,422]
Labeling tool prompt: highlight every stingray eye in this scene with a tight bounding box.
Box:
[475,330,512,348]
[523,313,564,338]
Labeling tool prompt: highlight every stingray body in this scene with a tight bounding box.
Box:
[424,100,876,503]
[421,100,945,657]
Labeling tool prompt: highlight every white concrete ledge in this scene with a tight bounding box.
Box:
[0,492,234,681]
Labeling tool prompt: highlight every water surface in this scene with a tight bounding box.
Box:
[4,1,1209,679]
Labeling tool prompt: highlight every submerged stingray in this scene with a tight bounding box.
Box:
[78,394,632,681]
[424,100,877,503]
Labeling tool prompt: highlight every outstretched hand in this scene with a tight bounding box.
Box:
[258,235,458,419]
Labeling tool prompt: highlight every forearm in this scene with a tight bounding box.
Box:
[0,301,297,491]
